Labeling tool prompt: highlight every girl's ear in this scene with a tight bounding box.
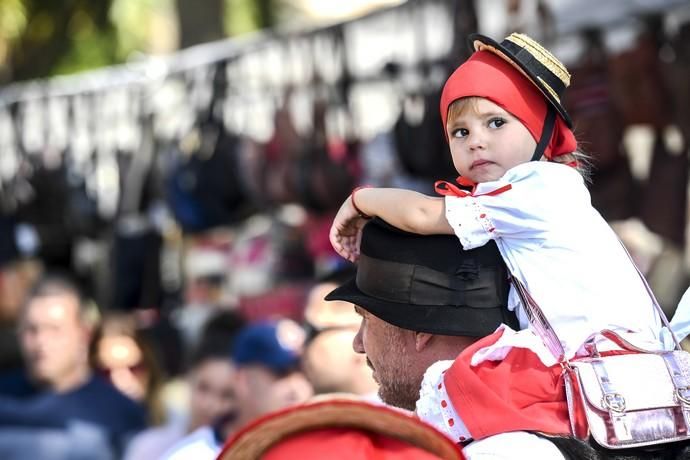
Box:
[414,332,434,352]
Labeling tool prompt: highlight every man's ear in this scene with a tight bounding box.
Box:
[414,332,433,352]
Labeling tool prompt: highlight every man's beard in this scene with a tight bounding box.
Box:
[370,324,421,411]
[376,369,421,411]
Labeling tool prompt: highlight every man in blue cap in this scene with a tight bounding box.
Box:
[162,319,313,460]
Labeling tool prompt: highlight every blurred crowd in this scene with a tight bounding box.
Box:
[0,264,378,459]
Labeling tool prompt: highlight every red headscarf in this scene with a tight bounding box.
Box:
[440,51,577,160]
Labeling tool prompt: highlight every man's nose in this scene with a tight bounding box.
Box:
[352,325,365,354]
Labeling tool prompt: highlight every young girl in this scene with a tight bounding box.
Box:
[330,32,666,443]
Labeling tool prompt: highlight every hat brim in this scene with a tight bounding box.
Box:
[217,396,464,460]
[325,275,515,337]
[467,33,573,128]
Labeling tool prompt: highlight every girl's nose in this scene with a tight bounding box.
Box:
[468,131,486,150]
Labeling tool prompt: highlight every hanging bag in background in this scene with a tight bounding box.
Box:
[564,29,639,222]
[638,130,688,248]
[513,251,690,450]
[393,89,458,182]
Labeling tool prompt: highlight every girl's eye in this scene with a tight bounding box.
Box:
[452,128,469,138]
[488,118,505,128]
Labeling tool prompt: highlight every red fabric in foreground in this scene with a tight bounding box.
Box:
[263,427,459,460]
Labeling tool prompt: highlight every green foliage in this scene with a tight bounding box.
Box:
[225,0,286,36]
[1,0,283,82]
[225,0,258,36]
[51,29,119,76]
[110,0,175,59]
[0,0,28,41]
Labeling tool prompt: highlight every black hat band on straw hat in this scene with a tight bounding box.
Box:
[468,32,573,128]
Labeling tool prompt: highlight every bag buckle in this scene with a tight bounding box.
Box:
[602,392,632,442]
[602,393,626,413]
[677,386,690,405]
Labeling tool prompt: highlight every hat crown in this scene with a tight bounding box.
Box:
[468,31,574,127]
[326,219,517,337]
[503,33,571,88]
[360,219,504,273]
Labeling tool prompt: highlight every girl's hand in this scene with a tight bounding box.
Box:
[330,195,368,262]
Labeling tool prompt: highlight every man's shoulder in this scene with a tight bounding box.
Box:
[79,376,142,408]
[463,432,567,459]
[68,376,147,429]
[0,369,38,398]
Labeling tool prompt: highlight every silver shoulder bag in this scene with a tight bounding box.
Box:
[513,250,690,450]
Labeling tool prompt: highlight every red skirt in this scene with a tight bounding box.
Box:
[443,329,588,440]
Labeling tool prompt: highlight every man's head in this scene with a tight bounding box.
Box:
[350,305,481,410]
[231,320,313,422]
[326,219,516,409]
[302,276,377,396]
[18,275,92,392]
[303,326,377,396]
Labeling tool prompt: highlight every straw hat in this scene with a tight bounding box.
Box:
[468,32,573,128]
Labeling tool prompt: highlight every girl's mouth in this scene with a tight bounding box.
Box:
[471,159,491,169]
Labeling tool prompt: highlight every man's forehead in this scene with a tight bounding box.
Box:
[24,294,80,320]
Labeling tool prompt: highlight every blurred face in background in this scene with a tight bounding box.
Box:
[19,293,90,391]
[97,333,148,401]
[303,327,378,396]
[303,281,377,396]
[188,358,237,431]
[236,366,313,421]
[0,261,42,323]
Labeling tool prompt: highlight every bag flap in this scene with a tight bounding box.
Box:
[572,352,690,412]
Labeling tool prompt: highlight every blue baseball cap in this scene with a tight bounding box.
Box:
[232,320,305,375]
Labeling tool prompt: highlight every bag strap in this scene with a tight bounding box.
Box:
[615,239,682,350]
[512,275,566,362]
[512,239,682,363]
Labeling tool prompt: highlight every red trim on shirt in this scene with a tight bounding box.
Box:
[435,179,512,198]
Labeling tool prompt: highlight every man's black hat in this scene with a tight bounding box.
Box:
[326,219,517,337]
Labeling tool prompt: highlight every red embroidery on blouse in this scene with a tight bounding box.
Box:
[435,179,512,198]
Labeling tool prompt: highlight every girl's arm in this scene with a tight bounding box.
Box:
[329,187,451,261]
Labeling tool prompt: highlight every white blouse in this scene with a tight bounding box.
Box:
[444,162,663,365]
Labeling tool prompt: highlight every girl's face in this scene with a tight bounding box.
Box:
[446,97,537,183]
[188,358,237,430]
